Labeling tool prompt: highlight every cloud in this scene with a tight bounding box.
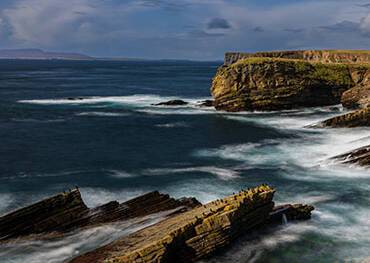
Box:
[360,14,370,35]
[207,18,231,29]
[0,0,368,59]
[319,20,360,32]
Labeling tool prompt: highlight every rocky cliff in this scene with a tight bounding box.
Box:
[213,50,370,112]
[225,50,370,65]
[212,57,370,111]
[71,185,313,263]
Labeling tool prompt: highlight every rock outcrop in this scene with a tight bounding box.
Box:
[153,100,188,106]
[0,189,200,241]
[225,50,370,66]
[314,107,370,128]
[71,185,314,263]
[331,145,370,167]
[213,50,370,112]
[341,85,370,109]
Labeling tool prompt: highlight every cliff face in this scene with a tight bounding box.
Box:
[70,185,314,263]
[225,50,370,65]
[211,57,369,111]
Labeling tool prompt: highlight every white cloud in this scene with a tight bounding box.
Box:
[360,13,370,35]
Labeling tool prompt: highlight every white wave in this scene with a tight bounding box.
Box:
[18,94,212,107]
[0,209,176,263]
[75,112,130,117]
[107,170,138,179]
[0,193,14,215]
[201,223,315,263]
[80,187,147,208]
[144,166,240,181]
[155,122,189,128]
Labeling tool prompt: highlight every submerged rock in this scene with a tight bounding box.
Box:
[269,204,315,223]
[197,100,214,107]
[331,144,370,167]
[313,107,370,128]
[0,189,200,241]
[70,185,314,263]
[153,100,188,106]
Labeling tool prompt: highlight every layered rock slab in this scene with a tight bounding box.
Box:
[314,107,370,128]
[331,144,370,167]
[71,185,279,263]
[0,189,200,241]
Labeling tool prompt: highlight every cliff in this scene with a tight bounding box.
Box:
[212,57,370,111]
[225,50,370,65]
[213,50,370,112]
[0,189,200,241]
[71,185,313,263]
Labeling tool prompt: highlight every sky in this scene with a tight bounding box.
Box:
[0,0,369,60]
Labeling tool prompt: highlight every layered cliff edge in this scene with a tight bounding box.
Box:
[70,185,313,263]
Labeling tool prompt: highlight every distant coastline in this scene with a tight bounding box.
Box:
[0,48,222,62]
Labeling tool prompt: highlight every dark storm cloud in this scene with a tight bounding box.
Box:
[0,0,369,60]
[284,28,305,33]
[319,20,361,32]
[207,18,231,30]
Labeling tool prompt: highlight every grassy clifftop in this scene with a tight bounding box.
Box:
[225,50,370,65]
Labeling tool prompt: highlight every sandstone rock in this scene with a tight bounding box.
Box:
[313,107,370,128]
[70,185,315,263]
[341,85,370,109]
[0,189,200,241]
[153,100,188,106]
[211,58,367,111]
[331,144,370,167]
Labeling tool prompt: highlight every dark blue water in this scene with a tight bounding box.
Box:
[0,60,369,263]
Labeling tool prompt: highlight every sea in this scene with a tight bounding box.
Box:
[0,60,369,263]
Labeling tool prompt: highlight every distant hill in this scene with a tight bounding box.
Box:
[0,49,94,60]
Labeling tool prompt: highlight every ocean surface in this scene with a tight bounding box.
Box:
[0,60,369,263]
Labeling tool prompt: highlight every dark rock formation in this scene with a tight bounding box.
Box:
[313,107,370,128]
[70,185,314,263]
[225,50,370,65]
[0,189,200,241]
[269,204,314,223]
[197,100,214,107]
[153,100,188,106]
[331,144,370,167]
